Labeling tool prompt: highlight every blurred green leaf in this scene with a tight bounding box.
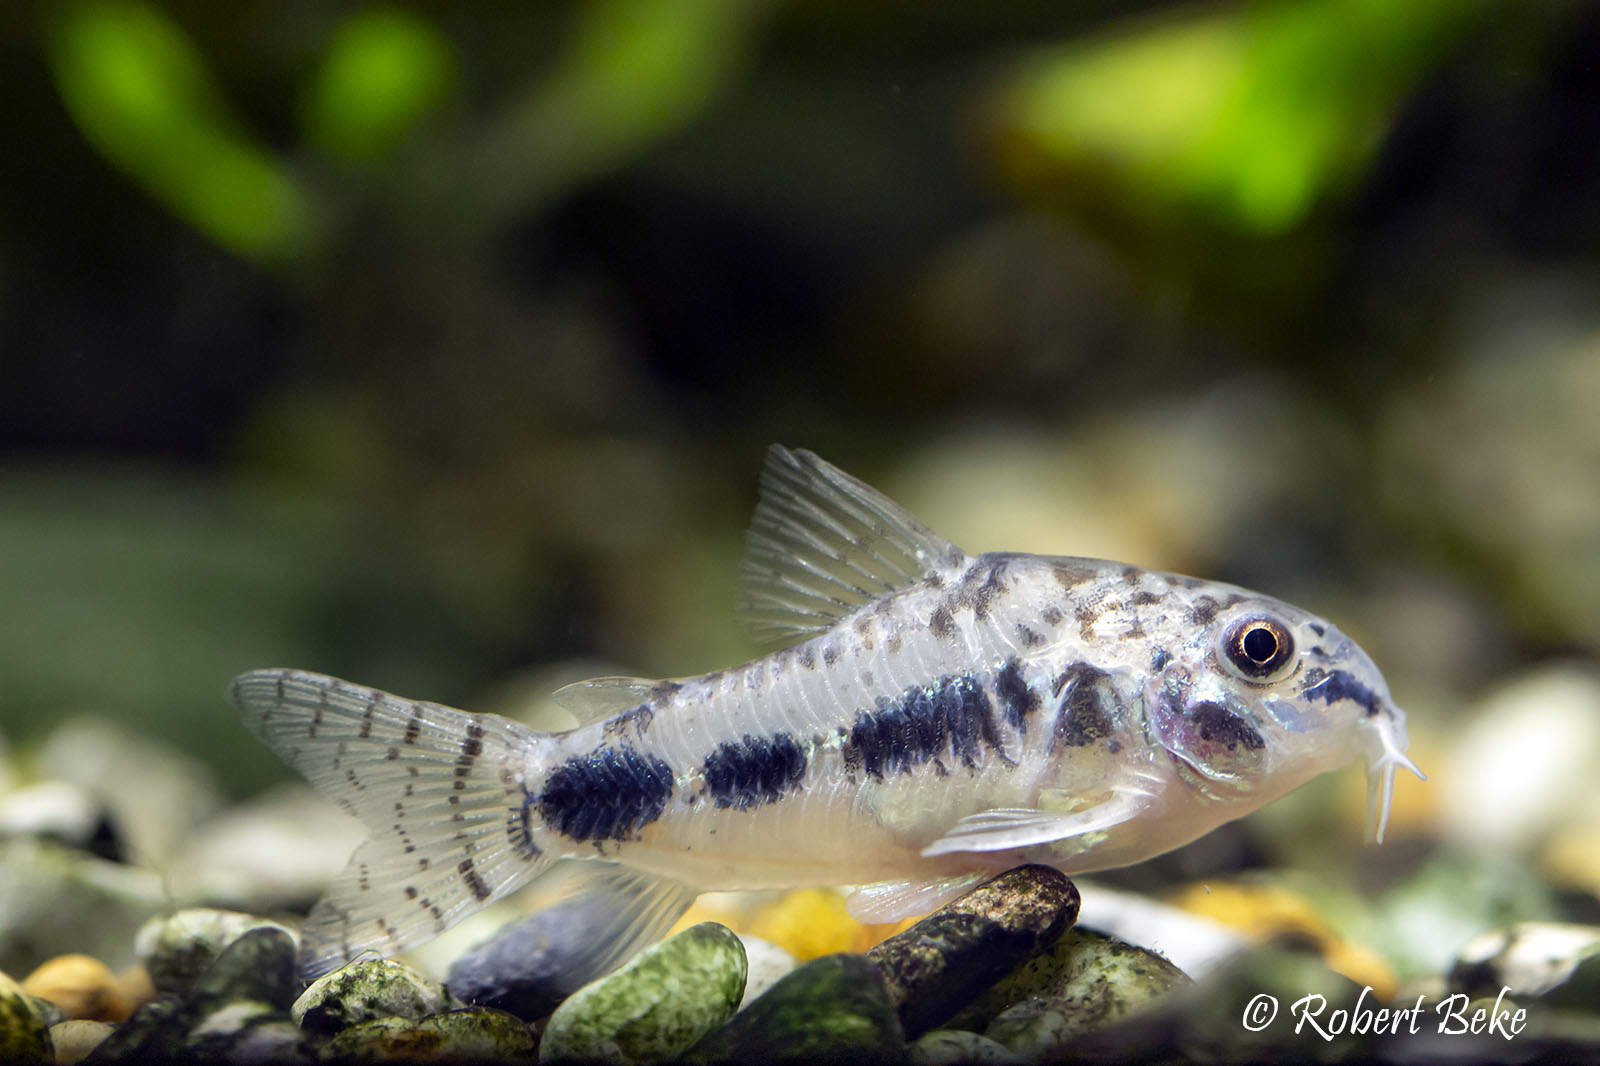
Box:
[48,0,313,262]
[1004,0,1484,233]
[302,7,457,162]
[477,0,770,222]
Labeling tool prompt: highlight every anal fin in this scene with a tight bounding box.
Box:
[535,863,700,992]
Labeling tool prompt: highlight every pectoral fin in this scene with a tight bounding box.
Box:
[920,791,1152,857]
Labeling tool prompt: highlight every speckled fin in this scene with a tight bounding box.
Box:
[229,669,556,979]
[844,873,986,924]
[920,793,1152,858]
[738,445,965,649]
[551,676,659,726]
[543,863,700,991]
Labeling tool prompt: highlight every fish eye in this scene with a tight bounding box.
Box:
[1220,616,1295,682]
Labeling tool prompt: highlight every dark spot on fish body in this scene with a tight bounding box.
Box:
[1129,589,1162,606]
[1041,606,1064,627]
[1309,623,1326,637]
[1052,564,1095,590]
[702,733,808,810]
[1190,597,1220,625]
[1075,604,1098,641]
[404,704,425,746]
[537,746,675,842]
[923,572,944,590]
[972,566,1005,621]
[843,673,1010,779]
[404,886,418,900]
[1053,665,1119,750]
[1121,566,1139,584]
[1016,624,1045,648]
[604,703,656,740]
[1186,701,1266,750]
[1303,669,1381,717]
[798,645,817,671]
[1151,648,1172,671]
[823,641,840,667]
[930,606,955,641]
[996,658,1040,733]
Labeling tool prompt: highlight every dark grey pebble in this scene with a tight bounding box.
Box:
[865,864,1079,1039]
[447,892,626,1020]
[188,927,302,1013]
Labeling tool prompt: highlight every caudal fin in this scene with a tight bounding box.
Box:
[230,668,554,978]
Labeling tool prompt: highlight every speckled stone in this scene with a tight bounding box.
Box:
[47,1019,112,1064]
[293,958,455,1035]
[685,953,905,1065]
[185,999,315,1065]
[864,865,1079,1039]
[909,1028,1022,1065]
[186,927,301,1013]
[540,922,746,1063]
[0,969,53,1063]
[133,909,295,996]
[21,955,130,1022]
[322,1007,536,1063]
[950,926,1190,1035]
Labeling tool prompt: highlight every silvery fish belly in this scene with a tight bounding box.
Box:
[231,445,1424,981]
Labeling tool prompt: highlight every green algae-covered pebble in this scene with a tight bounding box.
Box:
[323,1007,535,1063]
[187,927,301,1013]
[292,958,454,1035]
[540,922,746,1064]
[0,970,52,1064]
[686,953,904,1064]
[952,927,1190,1034]
[910,1028,1021,1065]
[133,909,295,996]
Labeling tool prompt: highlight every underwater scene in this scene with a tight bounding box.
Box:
[3,1,1600,1062]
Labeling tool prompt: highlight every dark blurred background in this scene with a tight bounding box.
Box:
[3,0,1599,928]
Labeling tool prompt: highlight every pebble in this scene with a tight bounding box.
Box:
[540,922,747,1063]
[78,996,186,1063]
[735,935,797,1010]
[322,1007,536,1063]
[48,1019,112,1064]
[293,958,455,1035]
[185,999,314,1065]
[952,928,1189,1055]
[133,909,295,996]
[447,890,640,1020]
[910,1028,1021,1064]
[22,955,131,1022]
[865,865,1079,1039]
[0,968,53,1063]
[1452,922,1600,1008]
[185,927,301,1013]
[685,953,904,1064]
[0,781,120,861]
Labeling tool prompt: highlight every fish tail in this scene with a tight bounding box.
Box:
[229,668,557,979]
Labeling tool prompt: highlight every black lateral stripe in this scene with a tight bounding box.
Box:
[701,732,808,811]
[537,745,675,842]
[843,671,1012,779]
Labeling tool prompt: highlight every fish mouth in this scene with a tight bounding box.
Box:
[1364,706,1426,844]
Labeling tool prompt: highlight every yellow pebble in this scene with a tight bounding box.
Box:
[22,955,132,1022]
[1166,881,1397,999]
[744,889,918,961]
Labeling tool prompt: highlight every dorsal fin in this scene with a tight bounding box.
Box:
[736,445,965,649]
[551,676,659,726]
